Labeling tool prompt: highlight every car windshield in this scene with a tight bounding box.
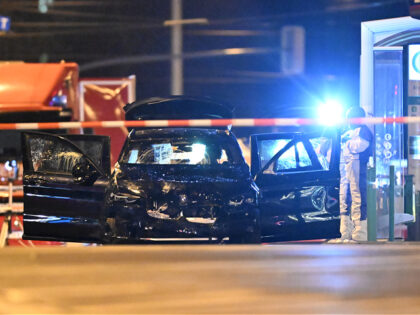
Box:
[121,136,242,165]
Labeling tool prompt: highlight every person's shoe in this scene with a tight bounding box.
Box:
[352,220,367,242]
[326,237,350,244]
[342,239,357,244]
[340,215,353,240]
[326,215,354,244]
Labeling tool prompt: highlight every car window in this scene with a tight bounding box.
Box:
[263,140,314,174]
[275,144,296,170]
[67,139,104,169]
[122,139,238,165]
[297,142,311,167]
[258,139,290,170]
[29,137,88,174]
[309,137,332,170]
[253,132,335,176]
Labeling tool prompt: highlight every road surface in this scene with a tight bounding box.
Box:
[1,243,420,314]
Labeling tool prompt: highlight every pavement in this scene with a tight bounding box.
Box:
[1,243,420,314]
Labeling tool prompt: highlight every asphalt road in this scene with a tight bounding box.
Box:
[1,243,420,314]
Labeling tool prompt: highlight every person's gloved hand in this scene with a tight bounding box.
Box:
[341,132,351,143]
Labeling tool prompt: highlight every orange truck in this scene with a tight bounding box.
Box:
[0,61,80,123]
[0,62,135,246]
[0,62,80,246]
[0,62,80,196]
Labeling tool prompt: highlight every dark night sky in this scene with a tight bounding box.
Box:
[0,0,411,123]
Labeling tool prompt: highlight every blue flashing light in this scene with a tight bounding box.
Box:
[0,16,11,32]
[316,100,344,126]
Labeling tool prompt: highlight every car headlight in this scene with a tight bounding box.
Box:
[245,197,255,204]
[229,195,244,206]
[229,195,255,206]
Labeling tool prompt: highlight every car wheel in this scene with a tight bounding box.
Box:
[229,229,261,244]
[229,209,261,244]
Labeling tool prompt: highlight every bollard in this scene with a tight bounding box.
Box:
[8,181,12,209]
[0,211,11,248]
[404,175,414,216]
[407,192,420,240]
[389,165,395,242]
[367,166,377,242]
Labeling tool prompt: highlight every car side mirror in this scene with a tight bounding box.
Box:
[72,161,98,185]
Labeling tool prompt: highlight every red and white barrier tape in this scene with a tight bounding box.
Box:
[0,117,419,130]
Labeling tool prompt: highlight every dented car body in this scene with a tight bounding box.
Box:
[22,97,341,243]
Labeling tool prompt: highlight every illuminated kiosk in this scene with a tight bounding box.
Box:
[361,16,420,239]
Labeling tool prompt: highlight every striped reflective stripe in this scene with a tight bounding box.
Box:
[101,121,126,128]
[0,116,419,130]
[16,123,39,130]
[189,119,212,126]
[144,120,169,127]
[58,122,82,129]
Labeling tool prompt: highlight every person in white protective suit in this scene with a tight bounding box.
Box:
[331,106,373,243]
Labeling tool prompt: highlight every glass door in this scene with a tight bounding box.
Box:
[373,47,406,238]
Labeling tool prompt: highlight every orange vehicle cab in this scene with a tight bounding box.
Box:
[0,62,79,246]
[0,62,80,122]
[0,62,80,187]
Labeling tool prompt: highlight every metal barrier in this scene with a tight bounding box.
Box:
[367,165,418,242]
[389,165,395,242]
[408,192,420,241]
[367,167,377,242]
[405,175,414,216]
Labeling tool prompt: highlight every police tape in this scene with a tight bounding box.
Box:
[0,117,420,130]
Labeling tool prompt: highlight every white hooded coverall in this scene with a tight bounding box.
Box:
[339,124,372,241]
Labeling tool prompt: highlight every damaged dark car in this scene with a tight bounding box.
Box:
[21,96,341,244]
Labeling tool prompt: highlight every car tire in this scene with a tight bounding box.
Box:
[229,209,261,244]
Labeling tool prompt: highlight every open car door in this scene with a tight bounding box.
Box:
[21,132,111,243]
[251,130,341,241]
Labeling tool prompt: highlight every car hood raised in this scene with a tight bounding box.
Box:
[124,96,233,121]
